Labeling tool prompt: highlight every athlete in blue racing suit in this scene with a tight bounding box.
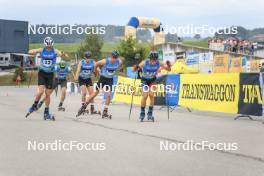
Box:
[75,52,98,113]
[27,37,67,120]
[133,51,171,122]
[54,60,71,110]
[76,50,123,118]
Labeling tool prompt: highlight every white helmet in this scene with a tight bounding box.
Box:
[44,37,54,47]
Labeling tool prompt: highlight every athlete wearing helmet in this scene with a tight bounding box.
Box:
[74,51,99,114]
[76,50,123,118]
[133,51,171,122]
[53,60,71,111]
[26,37,67,120]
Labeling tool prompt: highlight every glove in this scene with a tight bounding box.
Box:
[93,71,98,77]
[133,64,140,72]
[166,60,172,68]
[119,68,124,73]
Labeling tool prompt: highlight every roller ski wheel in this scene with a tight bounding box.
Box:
[58,106,65,112]
[102,112,112,119]
[90,106,101,115]
[44,114,55,121]
[91,110,101,115]
[83,110,89,115]
[76,105,87,117]
[139,113,145,122]
[147,113,154,122]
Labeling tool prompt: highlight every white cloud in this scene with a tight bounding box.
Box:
[0,0,263,28]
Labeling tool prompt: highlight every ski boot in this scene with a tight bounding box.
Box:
[58,106,66,112]
[147,112,154,122]
[44,108,55,121]
[44,113,55,121]
[102,109,112,119]
[139,112,145,122]
[36,101,44,110]
[90,105,101,115]
[76,104,87,117]
[25,104,37,118]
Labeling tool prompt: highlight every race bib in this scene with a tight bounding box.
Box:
[43,59,52,67]
[107,69,115,75]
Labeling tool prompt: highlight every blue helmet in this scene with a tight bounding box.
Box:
[84,51,92,58]
[111,50,119,58]
[149,51,158,60]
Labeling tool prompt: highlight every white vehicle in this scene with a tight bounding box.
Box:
[0,53,31,69]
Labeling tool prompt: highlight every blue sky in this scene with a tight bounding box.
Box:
[1,0,263,36]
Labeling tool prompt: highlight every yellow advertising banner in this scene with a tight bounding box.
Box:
[250,60,260,72]
[178,73,240,113]
[229,57,242,73]
[213,54,229,73]
[137,17,160,29]
[112,76,149,105]
[112,76,165,105]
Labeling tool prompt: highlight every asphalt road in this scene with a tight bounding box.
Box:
[0,86,264,176]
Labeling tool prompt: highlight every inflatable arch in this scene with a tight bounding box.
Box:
[125,17,165,45]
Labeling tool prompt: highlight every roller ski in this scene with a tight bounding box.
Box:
[90,105,101,115]
[44,108,55,121]
[58,102,65,111]
[139,112,145,122]
[147,112,155,122]
[25,105,37,118]
[102,109,112,119]
[58,106,66,112]
[44,113,55,121]
[76,104,87,117]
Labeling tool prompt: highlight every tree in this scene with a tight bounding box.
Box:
[136,29,152,42]
[13,67,27,82]
[194,34,201,40]
[165,33,179,43]
[117,36,151,67]
[77,33,104,60]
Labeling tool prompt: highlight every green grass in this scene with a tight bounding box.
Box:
[101,43,119,53]
[0,75,15,86]
[30,42,118,53]
[30,43,80,53]
[0,72,38,86]
[183,39,209,48]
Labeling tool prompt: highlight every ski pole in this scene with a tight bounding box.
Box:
[165,75,170,120]
[27,67,34,88]
[129,72,137,120]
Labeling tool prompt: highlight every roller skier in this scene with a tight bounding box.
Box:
[76,50,123,119]
[133,51,171,122]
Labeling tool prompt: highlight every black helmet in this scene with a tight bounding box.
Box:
[84,51,92,58]
[149,51,158,60]
[111,50,119,58]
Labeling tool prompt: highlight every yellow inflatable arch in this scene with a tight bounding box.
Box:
[125,17,165,45]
